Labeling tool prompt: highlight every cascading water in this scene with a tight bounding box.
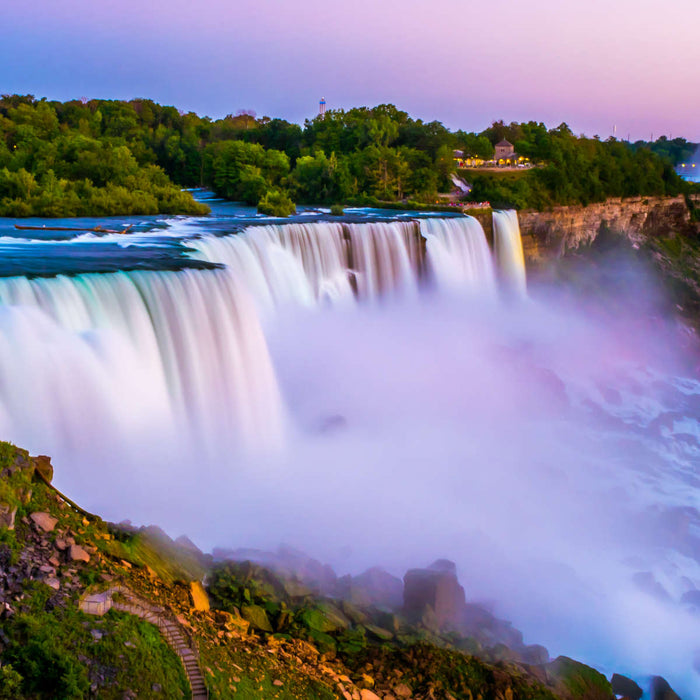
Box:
[493,209,527,297]
[3,207,695,695]
[192,222,355,311]
[191,219,423,311]
[0,270,286,457]
[0,215,505,463]
[344,221,421,299]
[420,216,497,294]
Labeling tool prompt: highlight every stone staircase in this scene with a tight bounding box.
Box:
[81,585,208,699]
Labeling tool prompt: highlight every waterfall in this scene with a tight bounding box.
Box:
[191,222,354,312]
[0,213,526,461]
[191,220,422,311]
[420,216,497,294]
[493,210,527,297]
[0,270,286,456]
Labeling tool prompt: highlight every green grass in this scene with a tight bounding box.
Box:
[2,584,189,699]
[196,643,336,700]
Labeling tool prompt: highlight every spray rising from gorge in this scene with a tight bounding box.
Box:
[0,210,697,695]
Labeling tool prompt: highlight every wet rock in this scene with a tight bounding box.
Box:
[546,657,612,700]
[30,511,58,533]
[365,624,394,641]
[240,604,273,632]
[68,544,90,563]
[651,676,681,700]
[283,579,313,598]
[300,603,350,633]
[352,567,403,609]
[611,673,642,700]
[31,455,53,483]
[521,644,549,665]
[214,545,338,596]
[403,560,466,632]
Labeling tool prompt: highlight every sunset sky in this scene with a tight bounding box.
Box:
[3,0,699,140]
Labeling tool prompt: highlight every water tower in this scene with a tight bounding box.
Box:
[319,97,326,117]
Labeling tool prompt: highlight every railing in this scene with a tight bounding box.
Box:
[81,584,209,699]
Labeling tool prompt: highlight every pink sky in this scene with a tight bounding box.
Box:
[3,0,699,139]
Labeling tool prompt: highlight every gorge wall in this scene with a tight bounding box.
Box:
[516,195,694,268]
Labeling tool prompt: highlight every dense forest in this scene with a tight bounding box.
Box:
[0,94,695,217]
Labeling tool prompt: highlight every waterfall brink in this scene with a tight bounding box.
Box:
[0,213,523,462]
[343,221,421,299]
[191,220,423,311]
[493,210,527,297]
[0,270,286,456]
[192,222,354,311]
[420,217,497,295]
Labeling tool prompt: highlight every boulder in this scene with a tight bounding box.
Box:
[240,604,273,632]
[393,682,412,698]
[30,511,58,533]
[68,544,90,563]
[365,624,394,641]
[403,560,466,632]
[611,673,642,700]
[521,644,549,665]
[189,581,210,611]
[651,676,681,700]
[31,455,53,483]
[360,690,381,700]
[339,567,404,609]
[300,603,350,633]
[546,657,612,700]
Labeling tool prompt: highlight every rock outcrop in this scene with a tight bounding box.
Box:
[518,196,693,267]
[402,559,467,632]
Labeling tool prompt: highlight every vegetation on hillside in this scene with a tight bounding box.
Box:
[0,95,693,217]
[0,441,631,699]
[466,121,688,209]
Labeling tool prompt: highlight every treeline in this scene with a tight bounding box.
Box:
[0,95,209,217]
[0,95,692,217]
[466,121,689,210]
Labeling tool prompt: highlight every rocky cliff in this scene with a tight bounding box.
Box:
[518,196,694,268]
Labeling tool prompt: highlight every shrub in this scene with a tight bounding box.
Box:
[257,189,296,217]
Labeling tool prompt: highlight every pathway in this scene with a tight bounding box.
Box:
[81,585,208,699]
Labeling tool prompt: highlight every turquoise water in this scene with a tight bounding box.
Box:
[0,189,462,278]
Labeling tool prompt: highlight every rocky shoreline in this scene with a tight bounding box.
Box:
[0,444,686,699]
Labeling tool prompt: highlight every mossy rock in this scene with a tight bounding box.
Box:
[300,604,350,633]
[307,629,337,658]
[241,604,273,632]
[340,600,369,625]
[365,624,394,641]
[336,627,367,657]
[547,656,612,699]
